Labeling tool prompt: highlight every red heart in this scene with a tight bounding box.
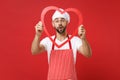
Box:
[41,6,83,48]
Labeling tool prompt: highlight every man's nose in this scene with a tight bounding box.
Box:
[58,21,62,25]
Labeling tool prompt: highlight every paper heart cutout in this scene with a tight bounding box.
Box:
[41,6,83,48]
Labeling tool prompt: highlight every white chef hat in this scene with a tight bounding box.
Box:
[52,8,70,23]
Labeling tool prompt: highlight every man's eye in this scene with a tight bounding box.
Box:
[55,20,59,23]
[61,19,65,22]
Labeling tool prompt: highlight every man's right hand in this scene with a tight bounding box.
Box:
[35,21,43,37]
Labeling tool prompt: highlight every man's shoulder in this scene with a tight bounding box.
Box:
[42,35,55,41]
[69,35,80,40]
[42,35,80,41]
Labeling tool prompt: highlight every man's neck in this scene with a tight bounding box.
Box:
[56,32,68,41]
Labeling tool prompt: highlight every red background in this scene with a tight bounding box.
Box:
[0,0,120,80]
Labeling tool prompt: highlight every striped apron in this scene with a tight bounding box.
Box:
[47,35,77,80]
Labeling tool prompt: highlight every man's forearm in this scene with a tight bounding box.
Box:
[31,35,41,55]
[80,38,92,58]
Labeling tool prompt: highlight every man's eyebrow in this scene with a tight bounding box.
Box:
[54,18,65,21]
[61,18,65,19]
[54,18,58,20]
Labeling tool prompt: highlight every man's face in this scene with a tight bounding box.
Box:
[52,17,68,34]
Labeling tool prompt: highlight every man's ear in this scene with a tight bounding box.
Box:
[52,21,55,27]
[66,21,69,24]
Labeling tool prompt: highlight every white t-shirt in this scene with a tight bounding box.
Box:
[40,35,82,63]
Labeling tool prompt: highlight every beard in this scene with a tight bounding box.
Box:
[55,25,66,34]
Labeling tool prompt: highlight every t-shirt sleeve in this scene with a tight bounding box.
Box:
[76,37,82,50]
[40,37,48,50]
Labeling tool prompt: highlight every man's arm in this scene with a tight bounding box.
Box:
[78,25,92,58]
[31,21,46,55]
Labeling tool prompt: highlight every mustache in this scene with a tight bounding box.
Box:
[58,25,63,27]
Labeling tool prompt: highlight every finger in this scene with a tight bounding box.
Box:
[78,29,85,36]
[38,21,43,26]
[80,26,86,32]
[79,28,84,33]
[80,28,84,31]
[78,24,84,30]
[35,24,42,29]
[37,27,43,31]
[80,24,84,28]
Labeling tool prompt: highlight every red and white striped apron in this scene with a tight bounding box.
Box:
[47,35,77,80]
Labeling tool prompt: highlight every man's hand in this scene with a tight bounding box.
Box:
[35,21,44,37]
[78,25,92,57]
[78,24,86,39]
[31,21,45,54]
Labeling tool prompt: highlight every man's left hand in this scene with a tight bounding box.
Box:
[78,25,86,39]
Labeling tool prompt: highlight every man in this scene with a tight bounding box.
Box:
[31,8,92,80]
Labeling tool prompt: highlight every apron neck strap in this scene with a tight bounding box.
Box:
[52,34,72,50]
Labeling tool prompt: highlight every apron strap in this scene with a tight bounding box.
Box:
[52,35,56,50]
[52,35,72,50]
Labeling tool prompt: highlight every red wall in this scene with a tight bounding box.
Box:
[0,0,120,80]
